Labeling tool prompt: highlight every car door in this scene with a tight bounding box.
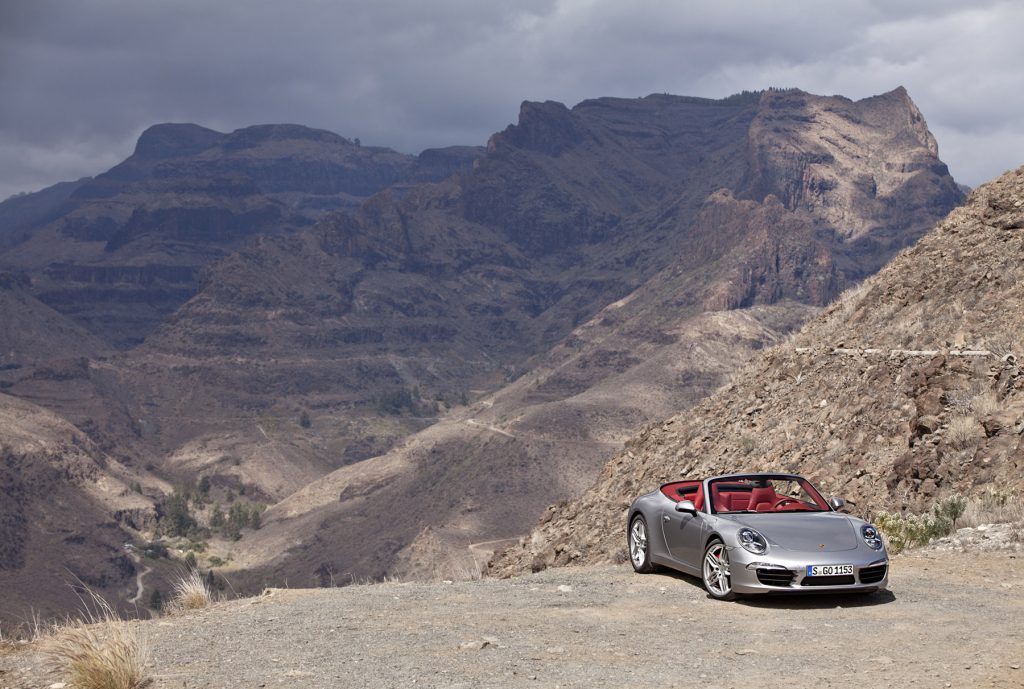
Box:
[661,488,706,569]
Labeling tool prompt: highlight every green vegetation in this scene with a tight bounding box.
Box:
[159,488,197,538]
[158,482,264,542]
[875,495,968,554]
[219,502,265,541]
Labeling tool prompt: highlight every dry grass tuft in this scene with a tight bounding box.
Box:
[42,594,147,689]
[970,391,1001,418]
[171,569,213,611]
[960,493,1024,528]
[946,415,981,450]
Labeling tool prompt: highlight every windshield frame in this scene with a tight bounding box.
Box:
[707,474,830,515]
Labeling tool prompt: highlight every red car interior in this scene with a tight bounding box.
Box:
[661,479,827,513]
[747,486,777,511]
[659,481,704,511]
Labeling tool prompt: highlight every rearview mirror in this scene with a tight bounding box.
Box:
[675,499,697,515]
[829,496,846,510]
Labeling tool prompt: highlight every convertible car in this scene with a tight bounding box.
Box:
[627,472,888,600]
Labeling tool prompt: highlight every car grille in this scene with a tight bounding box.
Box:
[859,563,888,584]
[801,574,856,587]
[756,568,795,587]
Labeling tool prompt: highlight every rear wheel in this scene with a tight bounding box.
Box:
[628,515,655,573]
[702,539,737,601]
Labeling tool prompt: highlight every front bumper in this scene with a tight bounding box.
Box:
[727,547,889,595]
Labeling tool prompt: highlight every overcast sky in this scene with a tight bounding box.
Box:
[1,0,1022,200]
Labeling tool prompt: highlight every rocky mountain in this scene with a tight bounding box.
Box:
[160,87,962,587]
[491,166,1024,575]
[0,87,966,606]
[0,124,480,347]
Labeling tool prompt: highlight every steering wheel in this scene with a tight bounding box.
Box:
[771,497,801,509]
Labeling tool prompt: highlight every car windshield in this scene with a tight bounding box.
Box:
[708,476,828,514]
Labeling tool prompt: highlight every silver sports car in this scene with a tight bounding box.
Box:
[627,472,889,600]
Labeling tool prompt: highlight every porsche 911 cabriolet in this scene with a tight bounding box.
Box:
[627,472,888,600]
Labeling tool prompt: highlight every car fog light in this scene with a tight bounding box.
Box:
[738,528,767,554]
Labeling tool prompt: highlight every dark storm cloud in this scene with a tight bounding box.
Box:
[1,0,1021,199]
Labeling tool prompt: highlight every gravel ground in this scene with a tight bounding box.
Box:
[2,551,1022,689]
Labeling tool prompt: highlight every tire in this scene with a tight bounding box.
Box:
[702,538,737,601]
[628,514,656,573]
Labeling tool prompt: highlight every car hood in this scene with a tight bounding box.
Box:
[729,512,860,552]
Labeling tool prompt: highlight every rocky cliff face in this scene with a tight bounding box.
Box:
[491,166,1024,575]
[0,124,472,347]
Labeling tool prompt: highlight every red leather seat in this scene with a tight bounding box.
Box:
[711,486,750,512]
[749,486,777,512]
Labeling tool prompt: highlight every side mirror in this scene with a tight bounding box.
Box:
[829,496,846,510]
[675,499,698,515]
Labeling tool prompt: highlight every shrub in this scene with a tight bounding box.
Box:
[42,594,148,689]
[171,570,212,611]
[875,495,969,553]
[971,392,1001,418]
[933,495,967,530]
[960,491,1024,528]
[299,410,312,428]
[946,415,981,450]
[876,511,949,554]
[159,487,197,537]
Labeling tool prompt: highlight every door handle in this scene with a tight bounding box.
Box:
[663,515,671,522]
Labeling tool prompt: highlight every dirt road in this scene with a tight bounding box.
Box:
[3,551,1022,688]
[127,553,152,606]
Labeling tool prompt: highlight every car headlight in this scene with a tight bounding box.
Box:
[738,528,767,554]
[862,524,884,550]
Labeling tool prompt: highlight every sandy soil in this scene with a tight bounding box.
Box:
[2,551,1022,689]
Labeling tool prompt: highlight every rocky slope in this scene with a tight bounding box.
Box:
[0,124,479,347]
[491,166,1024,574]
[0,392,157,620]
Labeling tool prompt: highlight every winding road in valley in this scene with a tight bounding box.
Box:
[128,553,153,606]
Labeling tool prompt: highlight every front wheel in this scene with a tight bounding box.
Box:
[702,539,737,600]
[628,515,655,573]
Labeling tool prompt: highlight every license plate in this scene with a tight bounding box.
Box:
[806,564,853,576]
